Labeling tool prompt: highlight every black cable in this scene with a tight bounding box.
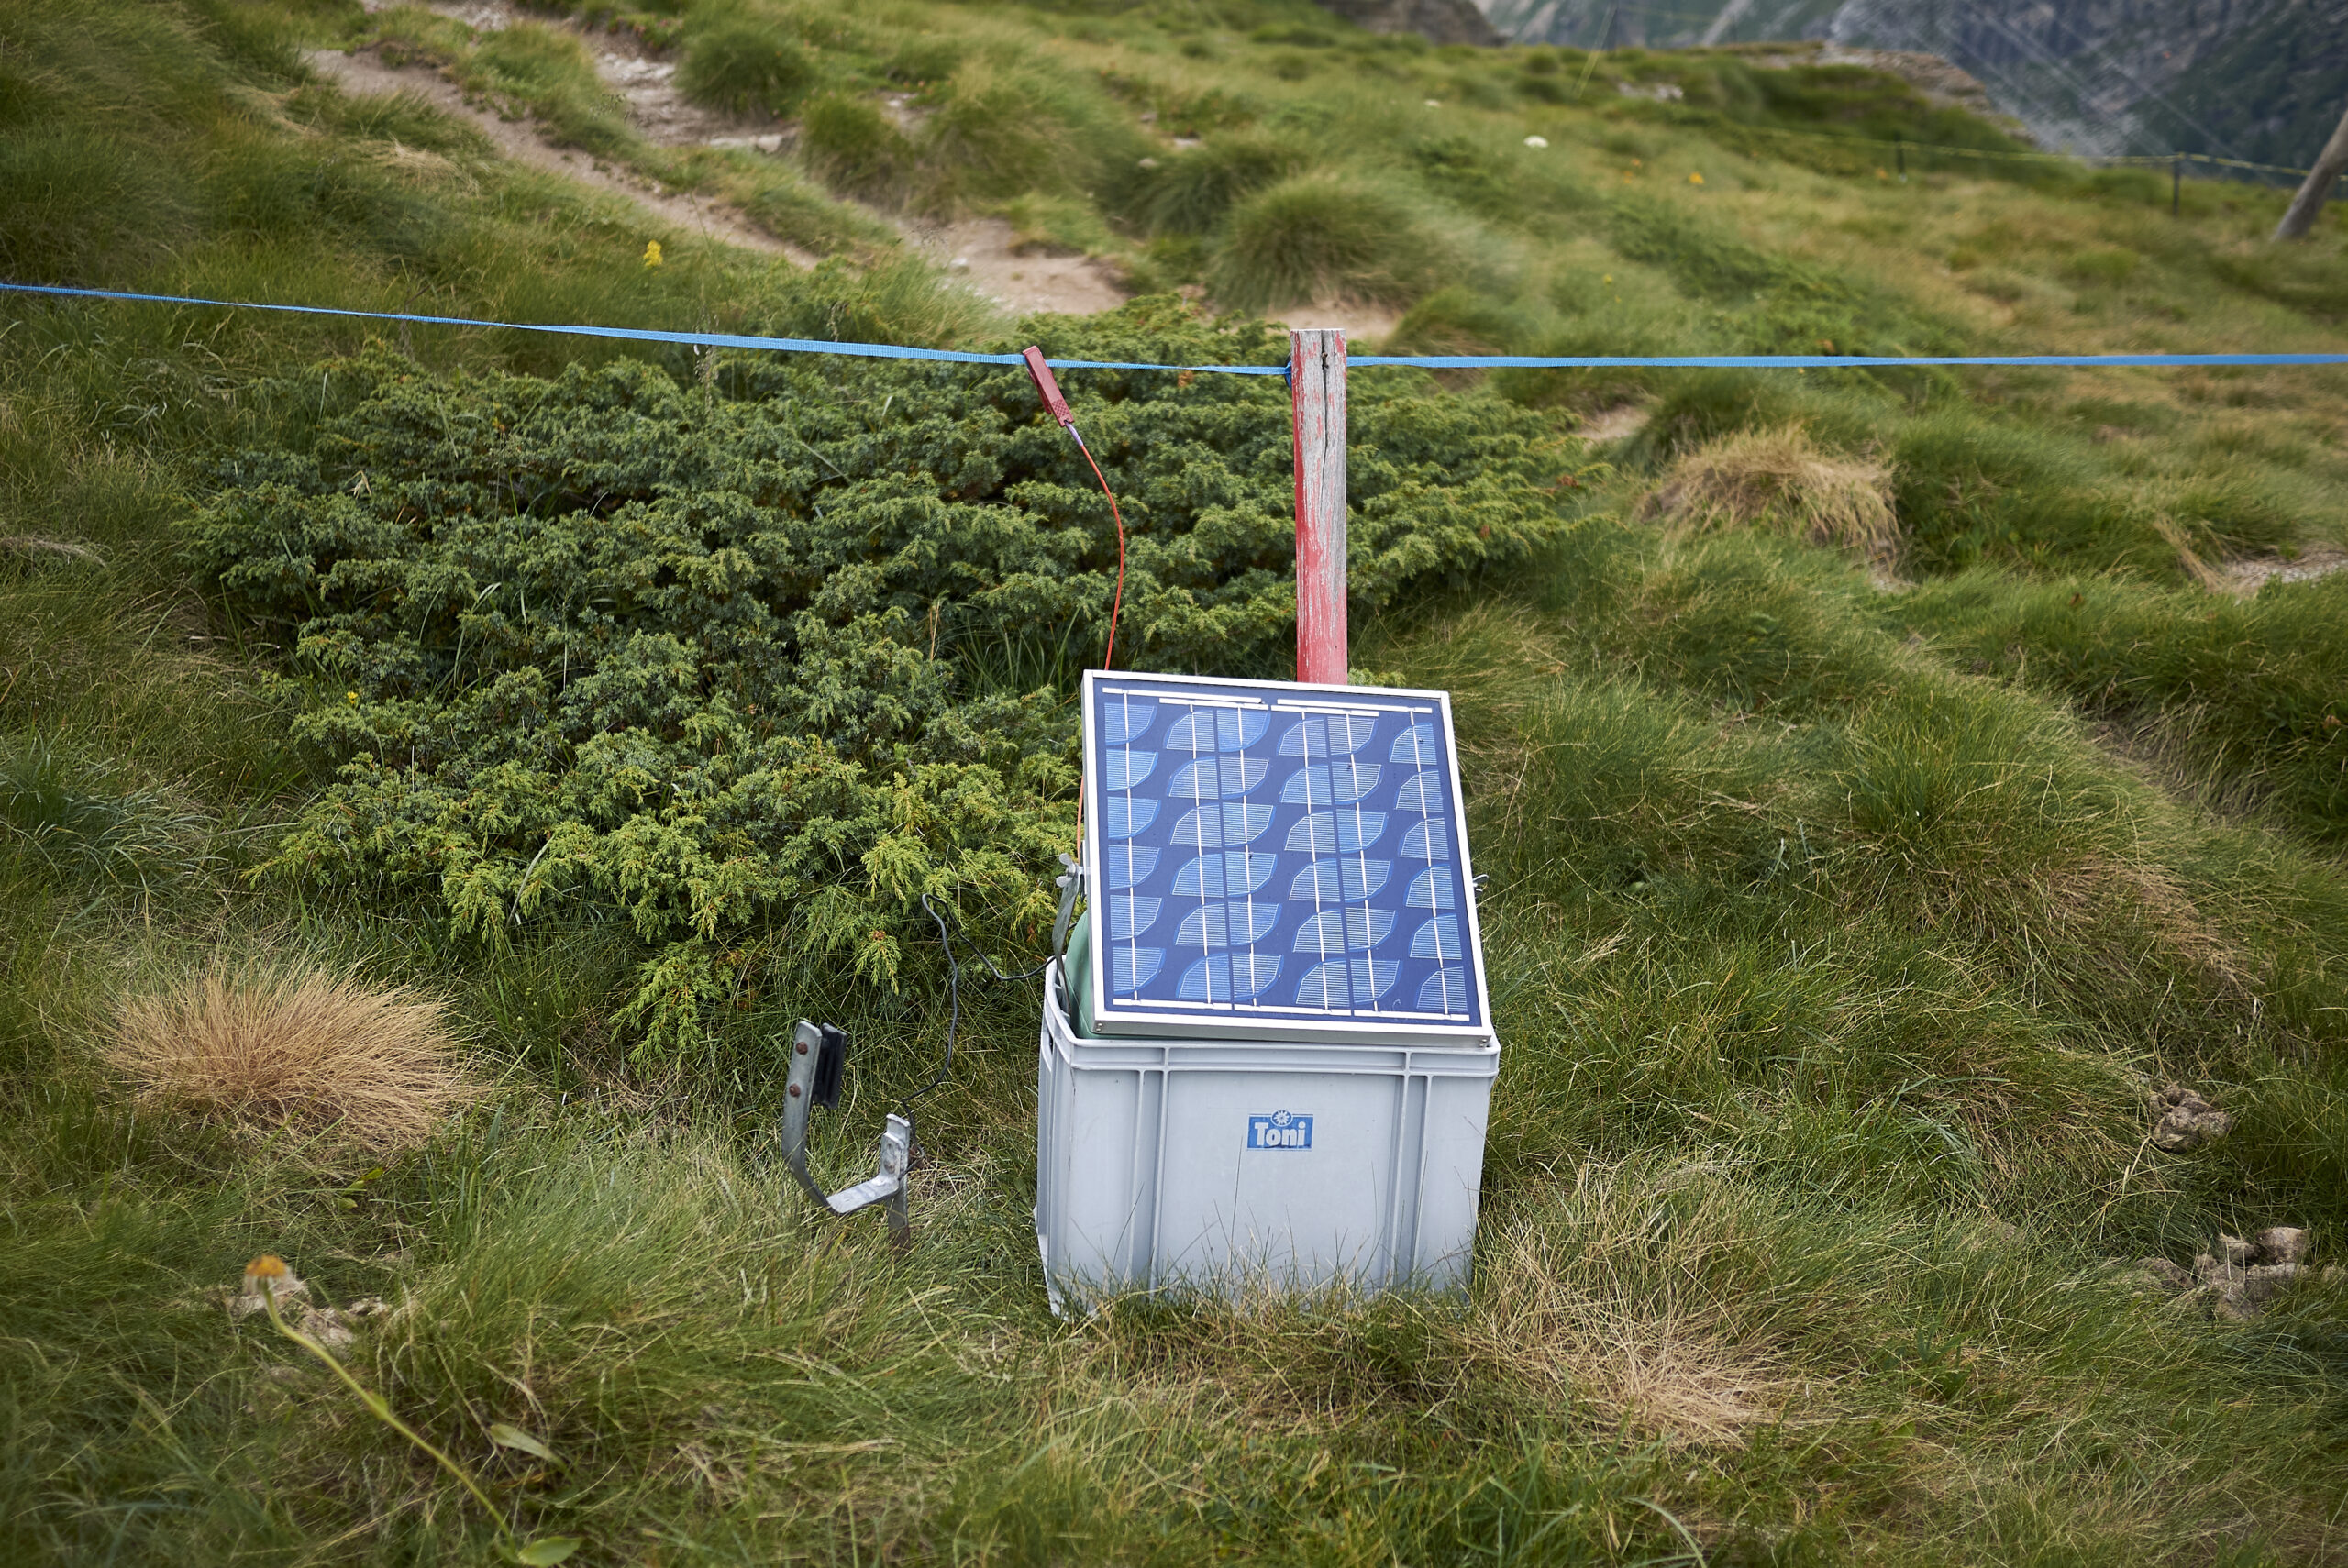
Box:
[903,893,962,1113]
[903,892,1047,1115]
[948,927,1051,984]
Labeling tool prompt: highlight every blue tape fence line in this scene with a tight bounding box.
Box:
[9,281,2348,374]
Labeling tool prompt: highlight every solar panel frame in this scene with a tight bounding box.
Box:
[1080,669,1491,1045]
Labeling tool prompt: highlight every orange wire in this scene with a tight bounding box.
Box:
[1072,433,1125,671]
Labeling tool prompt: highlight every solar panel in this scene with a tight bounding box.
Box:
[1080,670,1490,1044]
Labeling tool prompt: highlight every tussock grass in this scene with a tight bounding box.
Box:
[1127,129,1309,237]
[107,964,482,1152]
[1641,424,1899,564]
[1208,172,1450,312]
[677,7,819,118]
[0,735,212,894]
[799,91,911,201]
[1892,569,2348,847]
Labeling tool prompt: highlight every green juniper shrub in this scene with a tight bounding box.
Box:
[186,304,1576,1055]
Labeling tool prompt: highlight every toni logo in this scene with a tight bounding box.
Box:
[1246,1110,1313,1150]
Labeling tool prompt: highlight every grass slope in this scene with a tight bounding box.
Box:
[5,1,2348,1564]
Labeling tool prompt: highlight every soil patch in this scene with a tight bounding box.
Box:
[305,45,815,264]
[328,0,1135,319]
[913,219,1129,321]
[2216,544,2348,598]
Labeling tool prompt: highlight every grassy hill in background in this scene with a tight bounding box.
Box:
[6,1,2348,1562]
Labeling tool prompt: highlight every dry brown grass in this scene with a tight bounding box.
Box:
[1641,425,1899,566]
[1456,1172,1809,1448]
[107,963,483,1151]
[2147,514,2230,593]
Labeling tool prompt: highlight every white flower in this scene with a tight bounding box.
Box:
[1523,136,1549,149]
[1424,98,1442,107]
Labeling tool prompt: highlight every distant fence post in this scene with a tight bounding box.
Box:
[1290,327,1347,686]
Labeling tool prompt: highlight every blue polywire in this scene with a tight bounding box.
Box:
[7,281,2348,374]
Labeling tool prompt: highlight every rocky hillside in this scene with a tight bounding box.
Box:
[1471,0,2348,163]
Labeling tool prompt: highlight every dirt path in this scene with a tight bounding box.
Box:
[315,0,1135,320]
[312,4,1405,331]
[305,44,818,266]
[907,220,1130,319]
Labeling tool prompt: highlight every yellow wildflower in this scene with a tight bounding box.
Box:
[642,240,663,268]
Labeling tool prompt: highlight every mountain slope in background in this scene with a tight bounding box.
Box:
[1318,0,1503,45]
[1471,0,2348,164]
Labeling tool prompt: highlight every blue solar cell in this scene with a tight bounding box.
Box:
[1279,760,1382,805]
[1177,952,1283,1002]
[1103,798,1158,839]
[1399,819,1449,862]
[1111,945,1164,992]
[1171,801,1277,848]
[1082,672,1488,1041]
[1101,845,1160,889]
[1290,857,1390,904]
[1295,957,1401,1008]
[1176,900,1282,949]
[1101,749,1157,791]
[1407,914,1461,961]
[1107,894,1162,942]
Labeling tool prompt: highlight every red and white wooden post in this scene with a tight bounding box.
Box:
[1290,328,1347,686]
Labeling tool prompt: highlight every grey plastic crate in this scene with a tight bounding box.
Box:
[1036,960,1497,1312]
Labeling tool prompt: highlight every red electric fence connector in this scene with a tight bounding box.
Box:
[1022,346,1125,672]
[1021,346,1074,430]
